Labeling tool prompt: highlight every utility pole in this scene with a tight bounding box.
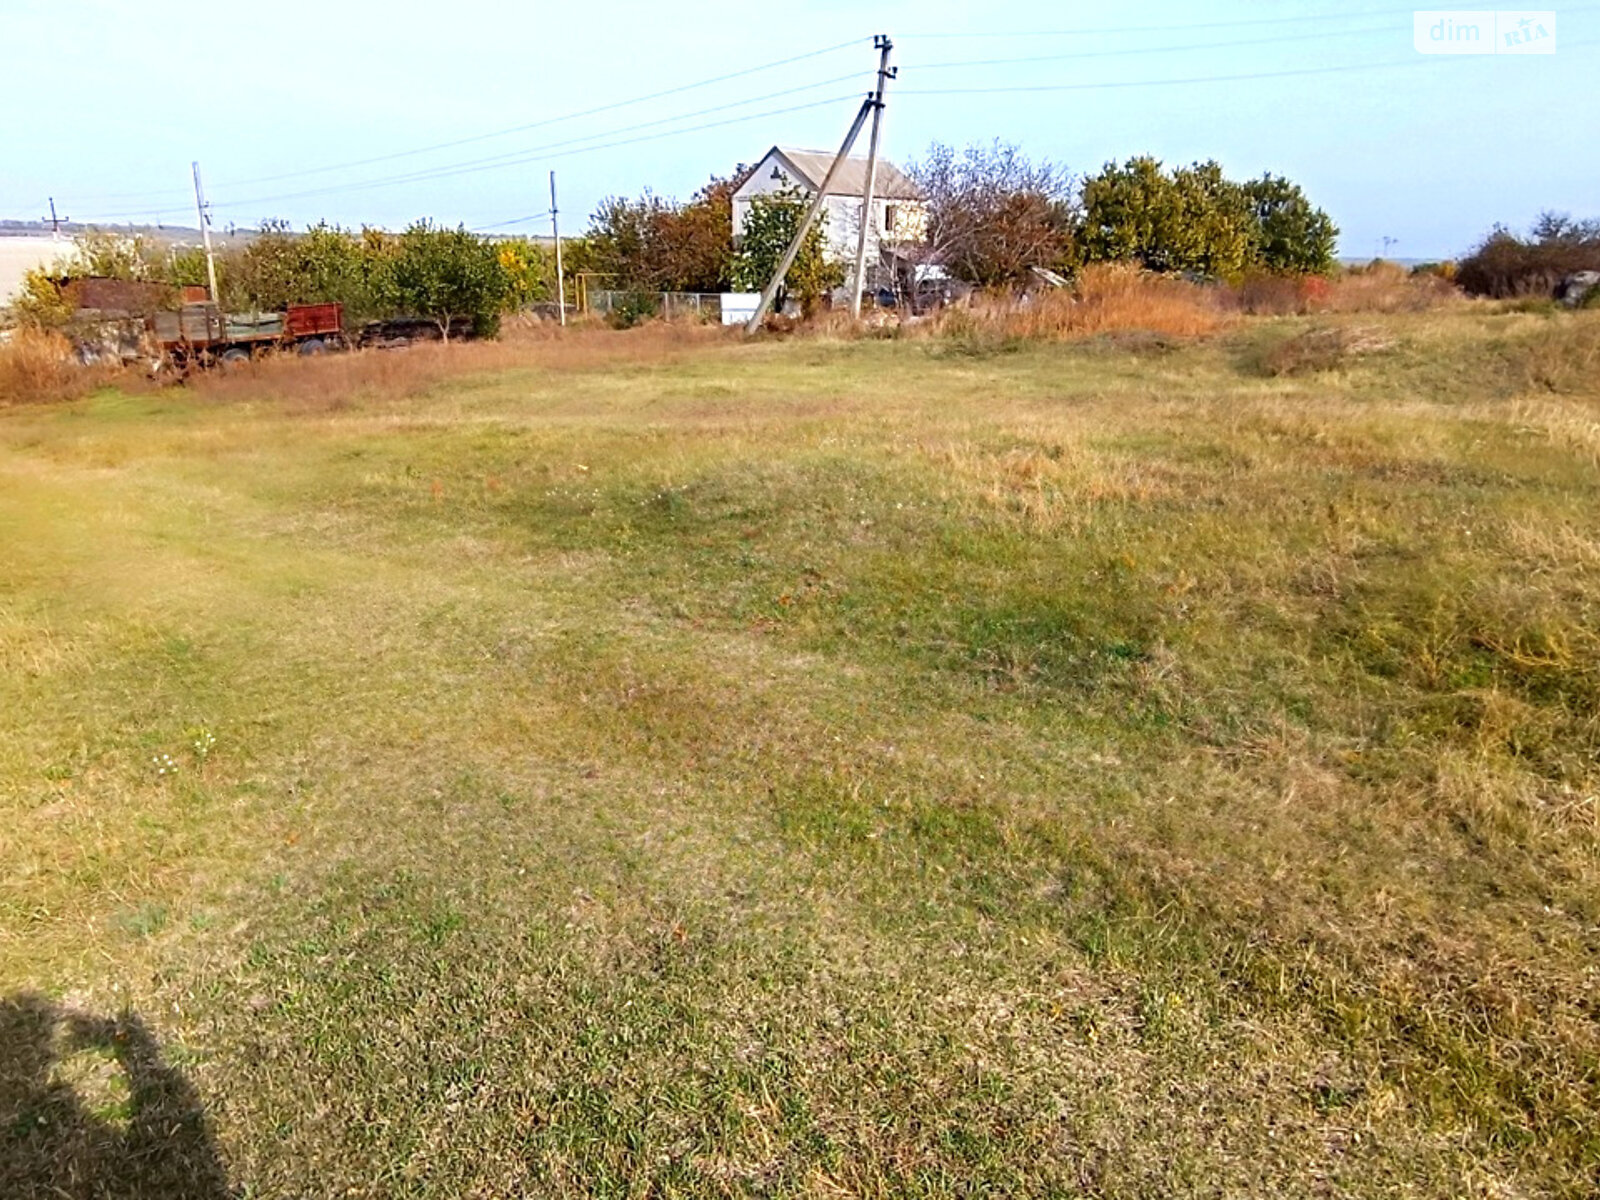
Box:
[46,197,64,239]
[849,35,896,320]
[550,171,567,327]
[743,93,876,334]
[192,161,220,305]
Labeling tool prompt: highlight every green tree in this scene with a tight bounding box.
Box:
[1170,160,1255,279]
[731,186,841,317]
[1081,158,1331,280]
[496,238,556,309]
[226,221,386,321]
[1243,175,1338,274]
[390,222,510,341]
[1079,156,1182,271]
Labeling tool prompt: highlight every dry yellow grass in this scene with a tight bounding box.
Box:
[0,327,91,406]
[3,305,1599,1197]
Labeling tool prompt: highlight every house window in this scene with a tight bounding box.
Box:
[771,166,784,180]
[884,205,899,233]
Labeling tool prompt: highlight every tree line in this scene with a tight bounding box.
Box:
[15,222,556,341]
[581,142,1342,305]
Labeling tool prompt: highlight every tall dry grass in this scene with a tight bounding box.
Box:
[1229,262,1464,316]
[932,263,1228,344]
[0,328,93,406]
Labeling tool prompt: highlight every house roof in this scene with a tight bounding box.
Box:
[764,146,923,201]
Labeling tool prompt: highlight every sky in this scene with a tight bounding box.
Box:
[2,0,1596,260]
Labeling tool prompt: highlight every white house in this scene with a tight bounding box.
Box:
[731,146,925,290]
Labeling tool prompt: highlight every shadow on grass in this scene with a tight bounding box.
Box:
[0,991,233,1199]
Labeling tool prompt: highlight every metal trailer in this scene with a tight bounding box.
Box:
[150,301,346,370]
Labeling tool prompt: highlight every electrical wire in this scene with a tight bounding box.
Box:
[214,74,865,213]
[473,211,554,231]
[65,74,868,222]
[907,22,1411,70]
[900,4,1549,38]
[899,43,1599,96]
[205,93,861,217]
[60,37,868,208]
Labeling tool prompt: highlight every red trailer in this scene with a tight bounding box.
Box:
[151,301,347,370]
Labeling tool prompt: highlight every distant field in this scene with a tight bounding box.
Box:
[2,313,1598,1196]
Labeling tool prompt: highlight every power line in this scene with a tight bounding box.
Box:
[472,211,554,231]
[206,92,862,216]
[222,73,863,210]
[909,23,1410,70]
[903,4,1514,38]
[67,75,865,222]
[61,37,867,208]
[899,44,1599,96]
[203,93,860,218]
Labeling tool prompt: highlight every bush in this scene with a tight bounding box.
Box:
[607,292,661,330]
[1457,215,1600,298]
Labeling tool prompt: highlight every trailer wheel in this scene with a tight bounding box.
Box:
[298,338,327,356]
[219,348,250,369]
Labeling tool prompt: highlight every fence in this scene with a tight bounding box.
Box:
[586,290,724,323]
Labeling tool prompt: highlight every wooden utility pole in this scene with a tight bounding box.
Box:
[191,161,220,304]
[743,94,875,334]
[550,171,567,327]
[849,35,896,320]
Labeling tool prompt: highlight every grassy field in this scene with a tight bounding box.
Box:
[3,311,1598,1197]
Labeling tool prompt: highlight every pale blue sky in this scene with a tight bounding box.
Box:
[2,0,1595,258]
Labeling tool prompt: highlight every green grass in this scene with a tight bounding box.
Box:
[3,312,1599,1196]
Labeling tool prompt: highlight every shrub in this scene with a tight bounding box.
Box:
[607,292,661,330]
[1457,215,1600,298]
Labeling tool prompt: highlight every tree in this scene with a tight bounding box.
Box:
[1080,158,1333,279]
[730,186,841,317]
[1078,156,1179,270]
[1170,160,1255,279]
[496,238,557,309]
[390,222,510,341]
[1242,175,1338,274]
[226,221,388,321]
[910,140,1076,286]
[585,171,742,293]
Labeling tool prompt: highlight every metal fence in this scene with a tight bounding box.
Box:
[586,290,724,322]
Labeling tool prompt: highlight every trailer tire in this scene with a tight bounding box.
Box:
[298,338,327,356]
[219,348,250,369]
